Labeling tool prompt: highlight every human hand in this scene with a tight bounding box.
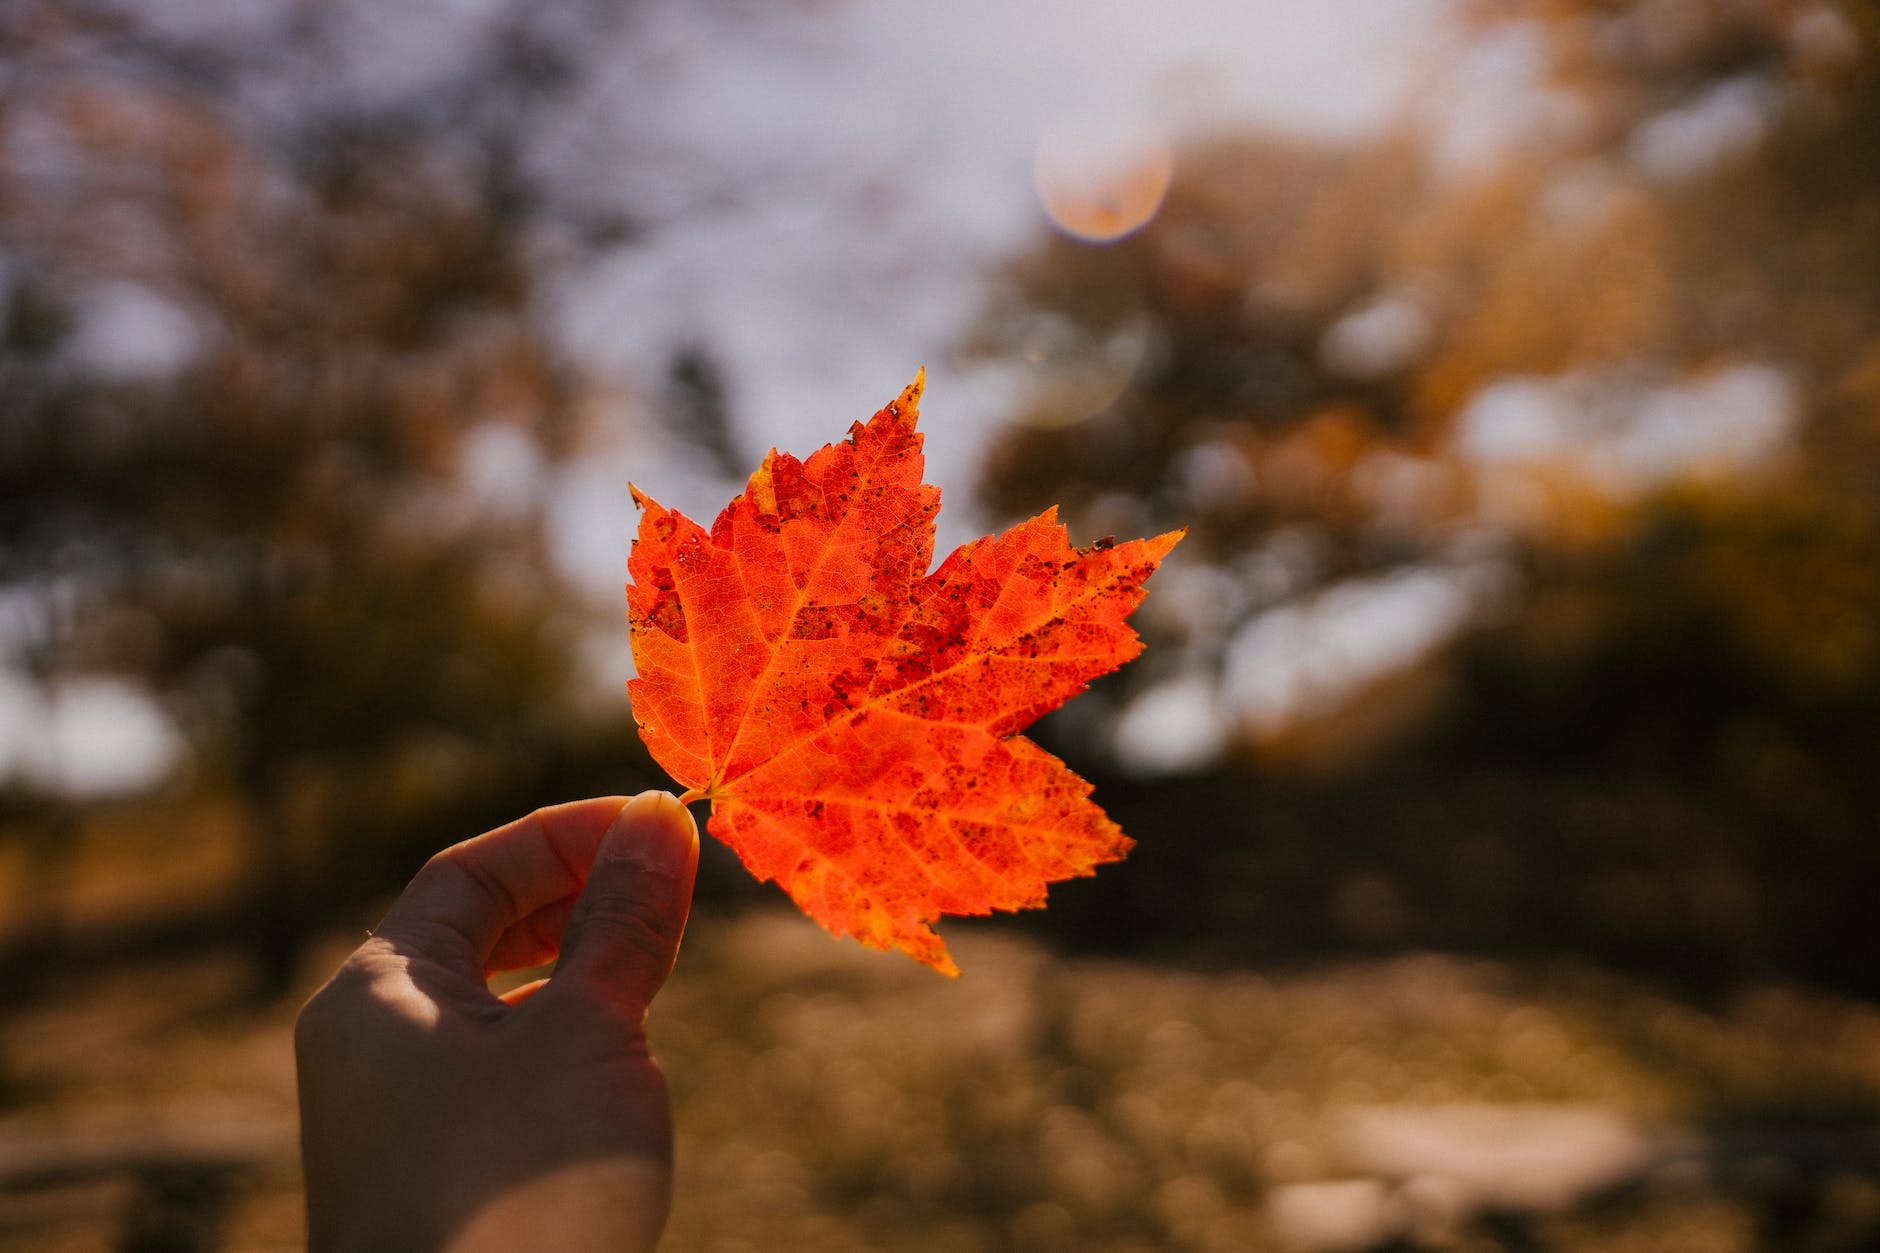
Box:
[295,792,699,1253]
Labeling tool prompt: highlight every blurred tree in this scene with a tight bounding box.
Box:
[0,0,650,993]
[970,0,1880,992]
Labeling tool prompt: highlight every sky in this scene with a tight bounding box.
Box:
[528,0,1447,589]
[506,0,1457,745]
[5,0,1453,795]
[9,0,1827,791]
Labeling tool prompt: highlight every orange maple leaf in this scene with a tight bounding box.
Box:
[626,371,1181,974]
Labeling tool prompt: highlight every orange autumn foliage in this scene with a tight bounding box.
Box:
[627,373,1180,973]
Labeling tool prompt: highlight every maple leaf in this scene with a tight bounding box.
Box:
[626,371,1181,975]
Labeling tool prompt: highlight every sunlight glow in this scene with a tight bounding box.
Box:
[1033,113,1173,243]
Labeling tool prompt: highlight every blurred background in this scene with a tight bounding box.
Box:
[4,0,1880,1249]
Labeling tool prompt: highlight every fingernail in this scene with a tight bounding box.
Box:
[604,789,698,874]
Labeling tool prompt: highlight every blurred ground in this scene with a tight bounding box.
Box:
[4,831,1880,1253]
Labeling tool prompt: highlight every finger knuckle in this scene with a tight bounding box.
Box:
[575,897,679,963]
[292,941,404,1055]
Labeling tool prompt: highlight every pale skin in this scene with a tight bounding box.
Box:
[295,791,699,1252]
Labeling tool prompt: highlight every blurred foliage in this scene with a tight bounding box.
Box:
[3,0,1878,1008]
[0,1,652,991]
[651,912,1880,1253]
[971,0,1880,993]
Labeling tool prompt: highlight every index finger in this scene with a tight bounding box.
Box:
[373,796,631,974]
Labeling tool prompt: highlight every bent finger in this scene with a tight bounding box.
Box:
[485,897,580,973]
[375,796,630,974]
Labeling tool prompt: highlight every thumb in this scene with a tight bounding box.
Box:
[551,790,699,1016]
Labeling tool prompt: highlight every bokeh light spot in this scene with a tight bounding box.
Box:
[1034,112,1174,243]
